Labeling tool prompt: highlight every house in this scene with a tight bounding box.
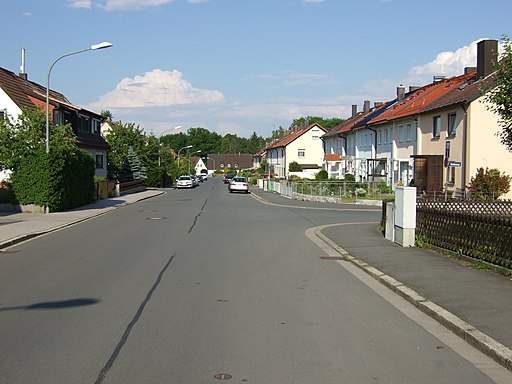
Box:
[0,66,110,178]
[205,154,254,174]
[413,39,511,198]
[265,123,327,179]
[190,156,208,176]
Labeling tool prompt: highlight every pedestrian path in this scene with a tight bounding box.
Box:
[0,189,164,248]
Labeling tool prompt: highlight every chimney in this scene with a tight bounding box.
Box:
[464,67,477,74]
[477,39,498,80]
[351,104,357,117]
[374,101,384,108]
[409,85,421,93]
[363,100,371,114]
[19,48,28,80]
[397,85,405,101]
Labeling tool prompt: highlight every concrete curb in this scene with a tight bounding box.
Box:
[314,227,512,372]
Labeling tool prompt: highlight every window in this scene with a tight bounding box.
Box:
[298,149,305,157]
[398,125,404,143]
[378,130,382,145]
[406,124,412,142]
[433,115,441,138]
[92,119,101,134]
[54,110,64,126]
[312,129,319,139]
[384,129,388,144]
[0,109,6,120]
[448,113,457,136]
[79,115,90,132]
[95,154,104,169]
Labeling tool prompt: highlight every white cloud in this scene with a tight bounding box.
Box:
[89,69,224,111]
[22,12,32,16]
[402,38,504,87]
[97,0,173,12]
[248,71,338,87]
[66,0,92,9]
[302,0,325,3]
[188,0,209,3]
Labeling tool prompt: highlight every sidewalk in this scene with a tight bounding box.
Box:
[0,189,165,248]
[250,188,512,372]
[1,187,511,372]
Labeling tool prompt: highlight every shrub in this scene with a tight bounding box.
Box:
[469,167,511,200]
[344,173,356,182]
[288,161,302,172]
[315,170,329,181]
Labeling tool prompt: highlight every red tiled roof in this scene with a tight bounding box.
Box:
[419,72,496,113]
[368,73,475,125]
[325,153,341,161]
[266,123,326,149]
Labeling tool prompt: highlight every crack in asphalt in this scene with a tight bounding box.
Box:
[94,252,177,384]
[188,198,209,233]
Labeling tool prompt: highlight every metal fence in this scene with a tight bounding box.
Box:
[267,180,394,201]
[416,200,512,269]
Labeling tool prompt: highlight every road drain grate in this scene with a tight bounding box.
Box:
[214,373,232,380]
[320,256,343,260]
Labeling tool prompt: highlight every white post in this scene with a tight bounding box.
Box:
[394,186,416,247]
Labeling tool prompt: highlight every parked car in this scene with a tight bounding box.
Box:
[228,176,250,193]
[176,175,194,188]
[190,175,199,186]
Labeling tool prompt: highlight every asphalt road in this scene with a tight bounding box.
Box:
[0,178,509,383]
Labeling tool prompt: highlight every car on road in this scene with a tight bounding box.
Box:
[223,174,235,184]
[176,175,194,188]
[228,176,250,193]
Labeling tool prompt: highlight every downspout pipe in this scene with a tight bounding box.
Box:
[461,104,468,197]
[366,126,378,182]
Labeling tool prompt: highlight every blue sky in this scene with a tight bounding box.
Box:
[3,0,511,138]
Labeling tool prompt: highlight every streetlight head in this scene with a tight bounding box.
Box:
[174,125,183,130]
[91,42,113,50]
[186,145,193,149]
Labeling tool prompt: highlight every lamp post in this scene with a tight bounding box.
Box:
[45,42,113,154]
[158,125,182,166]
[177,145,193,174]
[189,150,201,175]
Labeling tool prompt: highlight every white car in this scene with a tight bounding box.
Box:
[228,176,250,193]
[176,175,194,188]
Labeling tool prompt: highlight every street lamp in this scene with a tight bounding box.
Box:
[177,145,193,175]
[189,150,201,175]
[45,41,113,154]
[158,125,182,166]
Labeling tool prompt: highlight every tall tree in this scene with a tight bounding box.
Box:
[485,35,512,152]
[104,122,147,177]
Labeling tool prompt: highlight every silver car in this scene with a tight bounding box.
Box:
[228,176,250,193]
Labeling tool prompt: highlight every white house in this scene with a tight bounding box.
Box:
[266,123,327,179]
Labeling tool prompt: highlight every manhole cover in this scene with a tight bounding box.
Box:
[214,373,232,380]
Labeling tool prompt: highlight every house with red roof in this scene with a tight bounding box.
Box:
[265,123,327,179]
[322,39,508,198]
[0,66,110,178]
[412,39,508,197]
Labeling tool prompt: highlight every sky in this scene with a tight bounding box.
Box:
[2,0,511,138]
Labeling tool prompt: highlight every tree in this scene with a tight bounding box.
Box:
[288,161,302,172]
[104,122,147,177]
[469,167,511,200]
[117,146,147,182]
[484,35,512,151]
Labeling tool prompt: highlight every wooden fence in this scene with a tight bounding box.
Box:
[416,200,512,269]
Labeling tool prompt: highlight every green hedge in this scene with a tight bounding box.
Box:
[11,146,95,212]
